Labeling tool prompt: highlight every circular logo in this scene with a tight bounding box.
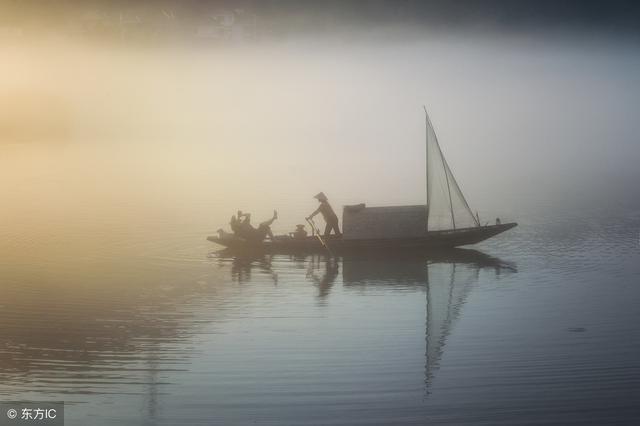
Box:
[6,408,18,419]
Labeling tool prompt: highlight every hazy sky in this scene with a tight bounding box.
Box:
[2,2,640,243]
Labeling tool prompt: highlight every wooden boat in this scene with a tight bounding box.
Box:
[208,222,516,253]
[208,108,517,253]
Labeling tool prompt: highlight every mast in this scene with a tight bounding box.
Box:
[423,106,430,232]
[442,150,456,230]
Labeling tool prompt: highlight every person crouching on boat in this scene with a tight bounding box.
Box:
[290,224,308,239]
[306,192,341,237]
[236,210,278,242]
[230,214,241,235]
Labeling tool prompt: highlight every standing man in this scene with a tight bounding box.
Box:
[307,192,341,237]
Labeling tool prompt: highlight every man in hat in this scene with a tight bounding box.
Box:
[306,192,341,237]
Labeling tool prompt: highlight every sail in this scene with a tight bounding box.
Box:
[425,110,479,231]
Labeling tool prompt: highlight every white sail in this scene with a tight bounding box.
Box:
[425,109,479,231]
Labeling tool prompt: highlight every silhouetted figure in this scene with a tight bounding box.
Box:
[307,192,341,237]
[230,214,241,234]
[290,224,308,239]
[235,210,278,242]
[236,210,254,236]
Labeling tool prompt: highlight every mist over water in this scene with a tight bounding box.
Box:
[2,8,640,425]
[3,27,640,242]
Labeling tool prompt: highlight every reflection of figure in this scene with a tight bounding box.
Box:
[307,256,339,299]
[307,192,341,237]
[216,251,278,285]
[229,255,253,283]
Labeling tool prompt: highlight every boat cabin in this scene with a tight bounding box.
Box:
[342,204,427,240]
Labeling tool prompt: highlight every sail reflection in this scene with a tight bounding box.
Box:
[340,248,515,391]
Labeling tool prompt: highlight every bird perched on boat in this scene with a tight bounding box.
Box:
[307,192,341,237]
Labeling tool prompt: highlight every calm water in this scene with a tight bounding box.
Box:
[3,20,640,424]
[1,205,639,425]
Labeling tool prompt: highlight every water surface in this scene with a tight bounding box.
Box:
[2,206,639,425]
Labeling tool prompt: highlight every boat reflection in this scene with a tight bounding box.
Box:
[215,247,516,391]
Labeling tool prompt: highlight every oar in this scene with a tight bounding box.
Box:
[306,217,334,257]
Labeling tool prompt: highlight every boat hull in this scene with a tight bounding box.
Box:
[207,223,517,254]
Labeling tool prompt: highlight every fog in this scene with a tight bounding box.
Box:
[2,22,640,253]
